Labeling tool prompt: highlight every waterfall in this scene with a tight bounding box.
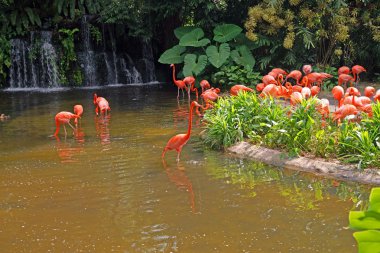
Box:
[9,31,58,88]
[40,31,59,87]
[109,30,119,84]
[79,15,97,86]
[141,39,156,82]
[7,20,156,88]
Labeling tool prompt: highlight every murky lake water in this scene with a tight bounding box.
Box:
[0,85,371,252]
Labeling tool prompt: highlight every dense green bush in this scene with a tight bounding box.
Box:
[203,92,380,168]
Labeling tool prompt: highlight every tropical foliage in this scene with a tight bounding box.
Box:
[349,187,380,253]
[159,24,256,82]
[244,0,380,74]
[202,92,380,168]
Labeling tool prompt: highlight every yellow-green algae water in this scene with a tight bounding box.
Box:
[0,85,370,252]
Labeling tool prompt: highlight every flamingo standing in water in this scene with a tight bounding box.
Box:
[184,76,196,100]
[170,64,188,99]
[54,111,80,137]
[73,104,83,126]
[162,101,202,162]
[93,94,111,116]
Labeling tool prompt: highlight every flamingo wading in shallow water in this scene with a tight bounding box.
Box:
[73,104,83,126]
[93,94,111,116]
[54,111,80,137]
[162,101,202,162]
[170,64,188,99]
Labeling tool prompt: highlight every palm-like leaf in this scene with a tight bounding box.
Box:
[206,43,230,68]
[183,54,208,76]
[158,45,186,64]
[179,28,210,47]
[213,24,242,43]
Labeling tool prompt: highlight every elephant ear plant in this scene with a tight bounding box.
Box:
[349,187,380,253]
[158,24,256,79]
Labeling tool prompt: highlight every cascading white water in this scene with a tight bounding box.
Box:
[80,15,97,86]
[40,31,59,87]
[9,31,59,88]
[7,18,156,88]
[141,39,156,82]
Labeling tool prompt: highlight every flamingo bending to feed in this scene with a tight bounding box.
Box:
[285,70,302,86]
[170,64,188,99]
[338,66,350,75]
[199,80,211,94]
[351,65,366,85]
[338,74,354,88]
[332,104,358,123]
[54,111,80,136]
[93,94,111,116]
[230,85,254,96]
[73,104,83,126]
[364,86,376,98]
[162,101,202,162]
[260,84,279,98]
[184,76,196,99]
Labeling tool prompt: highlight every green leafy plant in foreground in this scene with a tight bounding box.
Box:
[349,187,380,253]
[202,93,380,167]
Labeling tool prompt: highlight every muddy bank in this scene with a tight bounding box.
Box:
[228,141,380,185]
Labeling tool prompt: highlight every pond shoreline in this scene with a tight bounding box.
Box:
[227,141,380,185]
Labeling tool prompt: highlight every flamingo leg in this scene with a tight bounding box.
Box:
[177,88,180,99]
[64,125,67,136]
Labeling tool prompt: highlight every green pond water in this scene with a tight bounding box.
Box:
[0,85,371,252]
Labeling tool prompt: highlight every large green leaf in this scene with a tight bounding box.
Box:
[174,26,197,40]
[353,230,380,253]
[179,28,210,47]
[230,33,257,50]
[231,45,255,70]
[213,24,242,43]
[158,45,186,64]
[206,43,230,68]
[183,54,208,76]
[350,211,380,230]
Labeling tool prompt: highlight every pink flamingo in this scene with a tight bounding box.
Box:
[351,65,366,85]
[170,64,188,99]
[54,111,80,137]
[230,85,254,96]
[93,94,111,116]
[73,104,83,126]
[162,101,202,162]
[338,66,350,75]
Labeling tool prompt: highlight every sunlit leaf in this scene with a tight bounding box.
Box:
[353,230,380,253]
[174,26,197,40]
[179,28,210,47]
[213,24,242,43]
[206,43,230,68]
[158,45,186,64]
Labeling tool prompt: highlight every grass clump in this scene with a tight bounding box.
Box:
[203,92,380,168]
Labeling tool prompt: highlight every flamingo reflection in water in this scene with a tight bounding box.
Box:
[162,160,196,213]
[95,114,111,149]
[54,128,85,163]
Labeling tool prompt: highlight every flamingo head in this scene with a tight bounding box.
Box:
[170,64,174,68]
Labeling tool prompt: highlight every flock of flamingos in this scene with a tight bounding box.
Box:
[53,63,380,162]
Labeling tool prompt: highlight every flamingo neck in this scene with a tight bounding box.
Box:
[172,65,178,83]
[353,72,357,82]
[186,103,196,139]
